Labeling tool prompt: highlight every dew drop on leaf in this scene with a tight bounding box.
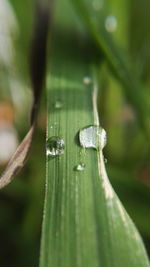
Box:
[79,125,107,150]
[74,163,85,172]
[46,136,65,157]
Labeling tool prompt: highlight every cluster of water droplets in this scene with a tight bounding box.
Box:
[46,125,107,173]
[46,76,107,170]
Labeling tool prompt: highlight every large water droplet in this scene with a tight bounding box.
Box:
[46,136,65,157]
[74,163,85,172]
[105,15,118,32]
[79,125,107,150]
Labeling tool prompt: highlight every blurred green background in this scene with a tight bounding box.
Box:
[0,0,150,266]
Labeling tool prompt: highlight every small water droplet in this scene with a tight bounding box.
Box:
[92,0,103,10]
[83,76,91,85]
[54,100,63,109]
[74,163,85,172]
[46,136,65,157]
[79,125,107,150]
[105,15,118,32]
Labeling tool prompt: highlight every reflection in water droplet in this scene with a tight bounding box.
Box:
[54,100,63,109]
[105,15,118,32]
[83,76,91,85]
[79,125,107,150]
[92,0,103,10]
[46,136,65,157]
[74,163,85,172]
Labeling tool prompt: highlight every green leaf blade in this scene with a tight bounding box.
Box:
[40,54,149,267]
[39,1,149,266]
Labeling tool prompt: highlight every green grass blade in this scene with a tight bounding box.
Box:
[40,52,149,267]
[39,1,149,267]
